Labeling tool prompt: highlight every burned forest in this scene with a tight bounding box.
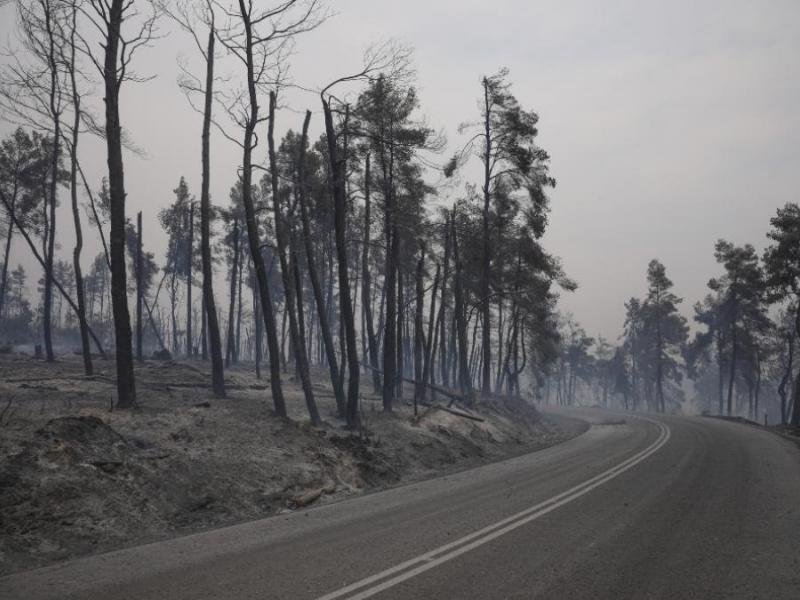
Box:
[1,2,799,599]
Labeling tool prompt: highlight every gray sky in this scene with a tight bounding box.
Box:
[1,0,799,342]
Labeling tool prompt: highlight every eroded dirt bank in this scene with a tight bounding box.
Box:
[0,353,586,576]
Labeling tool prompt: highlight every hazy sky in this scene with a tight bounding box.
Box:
[1,0,799,342]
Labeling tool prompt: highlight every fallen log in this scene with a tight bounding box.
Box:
[407,400,485,422]
[288,480,336,509]
[362,364,465,402]
[8,374,113,384]
[145,381,268,391]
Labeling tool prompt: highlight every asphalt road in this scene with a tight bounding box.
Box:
[3,409,799,599]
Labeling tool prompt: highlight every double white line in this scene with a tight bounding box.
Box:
[317,418,671,600]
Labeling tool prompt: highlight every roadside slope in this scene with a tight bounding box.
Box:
[0,354,585,576]
[4,410,797,600]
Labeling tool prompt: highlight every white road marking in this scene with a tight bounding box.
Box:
[316,418,671,600]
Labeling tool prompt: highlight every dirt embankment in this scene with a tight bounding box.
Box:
[0,354,585,576]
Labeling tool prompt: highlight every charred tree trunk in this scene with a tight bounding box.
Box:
[754,346,762,420]
[322,98,360,428]
[726,306,738,417]
[200,22,224,393]
[791,307,800,427]
[42,141,57,361]
[253,264,262,379]
[374,276,384,352]
[413,245,426,412]
[716,331,725,415]
[381,146,398,411]
[226,220,239,368]
[0,205,12,320]
[479,78,492,397]
[451,212,473,404]
[186,201,194,357]
[422,262,440,399]
[41,0,61,363]
[235,6,286,417]
[103,0,136,407]
[290,235,307,376]
[495,299,505,392]
[67,16,92,374]
[396,270,405,400]
[201,293,207,360]
[438,223,451,388]
[778,329,794,424]
[361,153,381,394]
[296,111,345,416]
[469,313,481,386]
[268,91,319,425]
[235,247,243,362]
[170,266,179,355]
[655,313,665,413]
[136,211,143,361]
[280,303,288,371]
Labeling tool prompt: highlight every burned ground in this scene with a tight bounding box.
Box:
[0,353,585,576]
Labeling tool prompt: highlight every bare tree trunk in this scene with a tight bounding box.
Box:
[291,236,307,372]
[376,275,386,356]
[322,99,360,427]
[143,296,167,353]
[0,165,20,321]
[170,264,179,355]
[791,307,800,427]
[452,212,473,404]
[422,262,440,399]
[186,201,194,357]
[268,91,319,425]
[226,220,239,368]
[201,293,207,360]
[228,2,288,416]
[413,245,426,412]
[512,323,526,398]
[438,223,451,388]
[396,270,404,400]
[714,333,724,415]
[39,0,62,363]
[103,0,136,407]
[361,153,381,394]
[42,142,57,361]
[99,268,106,332]
[296,111,345,416]
[235,246,243,362]
[469,314,480,385]
[778,330,794,424]
[0,212,12,320]
[727,309,738,417]
[280,303,288,371]
[480,78,492,397]
[66,8,92,374]
[136,211,143,361]
[381,144,398,411]
[656,312,665,413]
[199,23,224,392]
[253,263,262,379]
[495,298,504,392]
[502,303,520,396]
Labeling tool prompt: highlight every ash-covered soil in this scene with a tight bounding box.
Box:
[0,353,585,576]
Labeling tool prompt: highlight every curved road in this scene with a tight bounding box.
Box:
[3,409,799,599]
